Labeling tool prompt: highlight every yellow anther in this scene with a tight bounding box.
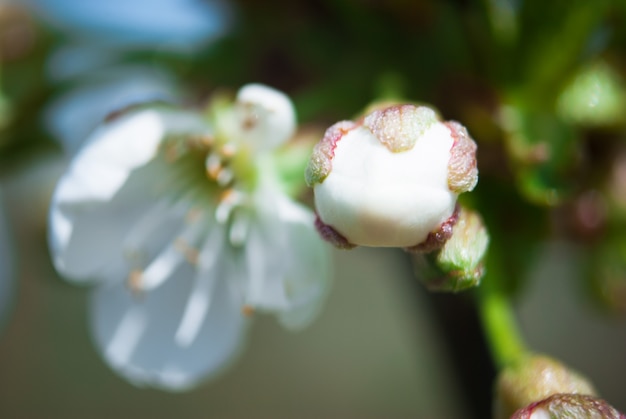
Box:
[174,238,200,266]
[185,208,202,224]
[242,305,255,317]
[221,143,237,158]
[127,269,143,293]
[206,153,222,179]
[219,188,235,203]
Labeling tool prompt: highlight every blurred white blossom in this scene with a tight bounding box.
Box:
[25,0,232,53]
[48,84,331,390]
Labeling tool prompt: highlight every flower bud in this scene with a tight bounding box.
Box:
[306,104,478,250]
[233,83,296,151]
[494,354,597,419]
[511,394,625,419]
[557,60,626,128]
[413,208,488,292]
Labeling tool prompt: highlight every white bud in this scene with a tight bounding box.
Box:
[233,83,296,151]
[307,104,478,249]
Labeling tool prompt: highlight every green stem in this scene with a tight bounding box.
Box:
[477,276,528,369]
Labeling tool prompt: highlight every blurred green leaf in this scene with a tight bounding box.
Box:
[500,104,581,206]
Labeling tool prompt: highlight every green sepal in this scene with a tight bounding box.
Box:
[414,208,489,293]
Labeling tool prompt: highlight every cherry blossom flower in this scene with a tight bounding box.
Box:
[48,84,331,390]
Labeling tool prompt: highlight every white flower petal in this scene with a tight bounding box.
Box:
[49,109,211,281]
[124,203,213,294]
[234,84,296,151]
[50,160,162,281]
[90,247,248,391]
[174,225,226,346]
[65,108,209,202]
[244,188,331,330]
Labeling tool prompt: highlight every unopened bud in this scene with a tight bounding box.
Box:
[511,394,625,419]
[233,83,296,151]
[557,60,626,128]
[307,104,478,250]
[494,354,597,419]
[413,207,488,292]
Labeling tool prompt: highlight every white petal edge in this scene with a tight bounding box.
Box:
[48,108,210,281]
[54,108,209,203]
[244,187,332,331]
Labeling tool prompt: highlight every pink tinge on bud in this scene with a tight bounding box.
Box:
[446,121,478,194]
[305,120,358,186]
[308,102,476,250]
[404,206,460,253]
[314,215,356,249]
[511,394,626,419]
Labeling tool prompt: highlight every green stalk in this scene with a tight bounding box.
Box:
[477,286,527,368]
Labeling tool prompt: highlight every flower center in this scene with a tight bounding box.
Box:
[124,132,257,294]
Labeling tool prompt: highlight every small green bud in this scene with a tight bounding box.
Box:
[557,61,626,128]
[413,207,488,292]
[494,354,597,419]
[511,394,625,419]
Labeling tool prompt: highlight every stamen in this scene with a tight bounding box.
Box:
[174,227,225,347]
[188,134,213,149]
[221,143,237,158]
[216,167,234,187]
[229,210,250,246]
[132,213,206,292]
[201,135,214,147]
[174,238,200,265]
[123,200,172,260]
[205,153,222,179]
[140,243,187,291]
[127,269,143,294]
[242,304,255,317]
[175,279,214,347]
[215,189,243,224]
[105,307,146,367]
[185,207,202,224]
